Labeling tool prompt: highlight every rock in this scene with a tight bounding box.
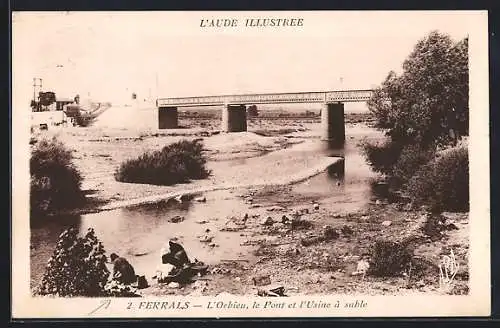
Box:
[281,215,290,224]
[195,196,207,203]
[174,195,191,203]
[403,203,413,211]
[291,217,312,230]
[313,203,320,210]
[381,220,392,226]
[244,213,249,220]
[375,200,382,205]
[198,235,214,243]
[262,217,274,226]
[208,242,219,248]
[351,259,370,276]
[301,235,324,246]
[252,274,271,286]
[258,286,286,297]
[193,280,208,291]
[249,204,261,208]
[360,215,369,221]
[342,255,360,262]
[445,223,459,230]
[234,277,241,282]
[267,206,285,212]
[169,215,185,223]
[167,282,180,288]
[323,225,340,240]
[341,225,354,235]
[196,220,209,224]
[298,208,309,215]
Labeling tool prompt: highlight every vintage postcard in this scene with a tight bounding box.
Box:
[11,10,490,318]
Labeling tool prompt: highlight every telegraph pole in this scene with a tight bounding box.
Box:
[33,77,43,102]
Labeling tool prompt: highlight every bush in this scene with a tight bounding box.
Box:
[369,240,413,277]
[392,144,435,187]
[30,137,84,216]
[37,228,110,297]
[363,141,435,186]
[407,144,469,212]
[114,139,210,185]
[362,139,404,175]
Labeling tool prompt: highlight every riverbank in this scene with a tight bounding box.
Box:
[137,186,469,297]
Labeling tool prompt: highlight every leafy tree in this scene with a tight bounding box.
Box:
[37,228,110,297]
[367,31,468,148]
[363,31,469,212]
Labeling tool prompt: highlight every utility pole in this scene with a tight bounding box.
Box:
[32,77,43,111]
[33,77,43,102]
[155,72,159,99]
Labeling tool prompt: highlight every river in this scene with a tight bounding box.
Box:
[30,123,384,290]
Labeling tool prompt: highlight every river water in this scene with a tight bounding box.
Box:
[30,124,383,289]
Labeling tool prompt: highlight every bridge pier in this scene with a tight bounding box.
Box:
[321,102,345,147]
[158,106,178,129]
[222,104,247,132]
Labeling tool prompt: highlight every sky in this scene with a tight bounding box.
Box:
[12,11,477,107]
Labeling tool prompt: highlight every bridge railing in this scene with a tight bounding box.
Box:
[157,90,373,107]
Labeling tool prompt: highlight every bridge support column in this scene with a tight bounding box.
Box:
[321,102,345,147]
[158,106,178,129]
[222,104,247,132]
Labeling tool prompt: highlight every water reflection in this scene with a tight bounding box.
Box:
[321,140,346,158]
[327,158,345,181]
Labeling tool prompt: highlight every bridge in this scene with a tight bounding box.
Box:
[156,89,374,146]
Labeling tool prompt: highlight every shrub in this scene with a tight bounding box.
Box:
[362,140,435,185]
[30,137,84,216]
[114,139,210,185]
[362,139,404,176]
[406,143,469,212]
[37,228,110,297]
[392,144,435,187]
[369,240,413,277]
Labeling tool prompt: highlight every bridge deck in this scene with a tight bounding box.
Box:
[157,90,373,107]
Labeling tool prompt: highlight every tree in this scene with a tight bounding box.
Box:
[247,105,259,117]
[367,31,468,148]
[37,228,110,297]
